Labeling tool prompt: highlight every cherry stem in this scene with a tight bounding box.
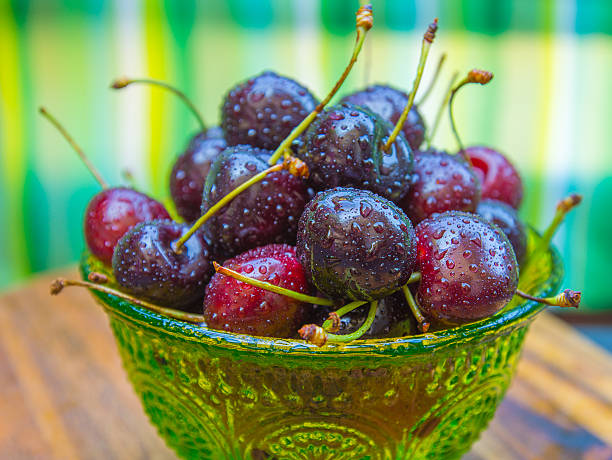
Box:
[172,156,308,252]
[111,77,206,133]
[39,107,109,189]
[49,277,206,323]
[425,71,459,149]
[321,300,368,332]
[267,4,373,165]
[299,301,379,347]
[122,169,137,188]
[516,289,581,309]
[212,262,334,307]
[383,18,438,153]
[407,271,422,284]
[418,52,447,106]
[401,285,430,332]
[448,69,494,162]
[524,194,582,273]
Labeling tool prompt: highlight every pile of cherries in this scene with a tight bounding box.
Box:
[48,6,580,346]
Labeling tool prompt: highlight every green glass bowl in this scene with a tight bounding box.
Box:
[80,229,562,460]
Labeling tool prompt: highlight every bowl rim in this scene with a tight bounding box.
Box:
[80,233,563,356]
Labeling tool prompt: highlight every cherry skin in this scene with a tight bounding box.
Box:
[415,211,519,325]
[341,84,425,150]
[170,128,227,222]
[296,187,417,301]
[85,187,170,265]
[465,145,523,209]
[112,220,212,309]
[296,103,414,202]
[477,199,527,264]
[204,244,310,338]
[309,292,416,339]
[399,149,481,224]
[201,145,307,259]
[221,71,318,150]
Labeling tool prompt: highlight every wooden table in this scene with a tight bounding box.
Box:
[1,269,612,460]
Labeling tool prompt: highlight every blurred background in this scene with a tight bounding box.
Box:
[0,0,611,314]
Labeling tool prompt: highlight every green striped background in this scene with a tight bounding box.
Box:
[1,0,611,310]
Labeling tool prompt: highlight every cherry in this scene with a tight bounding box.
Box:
[112,220,212,309]
[110,77,229,222]
[340,85,426,150]
[399,149,481,224]
[204,244,310,337]
[308,292,416,339]
[170,132,227,222]
[296,187,417,301]
[477,199,527,264]
[295,18,438,203]
[85,188,170,265]
[415,211,519,325]
[221,71,318,150]
[200,146,308,259]
[296,103,414,201]
[39,107,170,265]
[465,146,523,209]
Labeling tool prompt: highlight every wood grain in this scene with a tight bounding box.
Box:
[1,269,611,460]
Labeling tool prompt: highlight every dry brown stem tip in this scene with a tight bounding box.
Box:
[556,194,583,213]
[424,18,439,43]
[560,289,581,308]
[327,312,341,333]
[111,77,130,89]
[356,4,373,31]
[50,278,66,295]
[467,69,494,85]
[298,324,328,347]
[88,272,109,284]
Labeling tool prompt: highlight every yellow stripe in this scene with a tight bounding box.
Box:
[0,5,29,278]
[144,1,170,198]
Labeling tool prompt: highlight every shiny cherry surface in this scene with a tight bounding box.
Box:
[112,220,212,309]
[415,211,519,325]
[221,71,318,150]
[465,145,523,209]
[85,187,170,265]
[296,187,417,301]
[204,244,310,338]
[399,149,481,224]
[341,84,425,150]
[296,103,414,202]
[477,199,527,264]
[201,145,307,259]
[170,128,227,222]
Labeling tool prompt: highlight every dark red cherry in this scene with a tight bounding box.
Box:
[399,149,481,224]
[477,199,527,264]
[296,187,417,301]
[170,129,227,222]
[112,220,212,309]
[415,211,519,325]
[309,292,416,339]
[221,71,318,150]
[341,85,425,150]
[465,145,523,209]
[201,145,307,259]
[296,103,414,202]
[204,244,310,337]
[85,187,170,265]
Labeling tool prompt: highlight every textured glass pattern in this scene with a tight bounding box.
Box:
[80,230,562,459]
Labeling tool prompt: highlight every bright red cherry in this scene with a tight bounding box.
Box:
[415,211,519,325]
[465,145,523,209]
[85,188,170,265]
[204,244,311,338]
